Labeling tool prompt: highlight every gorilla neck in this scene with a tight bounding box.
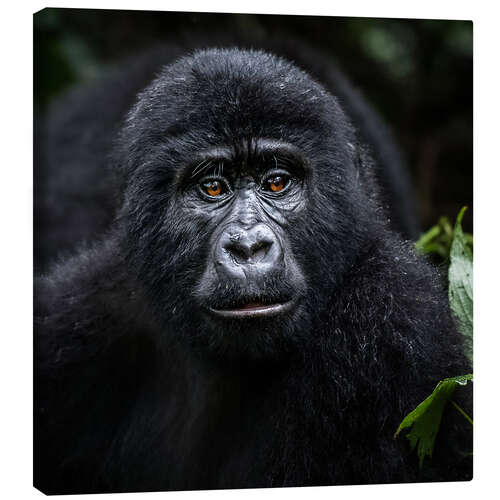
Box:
[135,330,402,489]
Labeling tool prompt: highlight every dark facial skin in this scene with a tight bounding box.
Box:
[180,139,308,318]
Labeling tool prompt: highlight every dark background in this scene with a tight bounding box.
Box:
[34,8,473,232]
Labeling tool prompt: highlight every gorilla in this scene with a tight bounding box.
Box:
[34,48,471,494]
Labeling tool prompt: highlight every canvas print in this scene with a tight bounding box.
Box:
[34,9,473,494]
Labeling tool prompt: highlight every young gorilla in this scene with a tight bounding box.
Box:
[34,49,471,494]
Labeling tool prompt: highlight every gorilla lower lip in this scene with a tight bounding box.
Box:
[209,301,294,319]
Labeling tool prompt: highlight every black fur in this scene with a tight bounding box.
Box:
[34,48,471,494]
[34,40,418,274]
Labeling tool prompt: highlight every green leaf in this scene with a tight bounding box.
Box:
[394,375,473,468]
[448,207,473,361]
[415,224,441,253]
[438,216,453,238]
[425,242,449,259]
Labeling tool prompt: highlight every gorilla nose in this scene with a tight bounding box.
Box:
[215,224,283,279]
[225,233,272,264]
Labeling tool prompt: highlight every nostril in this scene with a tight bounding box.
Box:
[225,243,249,263]
[224,239,273,264]
[250,240,272,261]
[250,240,270,253]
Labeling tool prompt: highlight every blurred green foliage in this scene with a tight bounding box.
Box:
[34,9,101,111]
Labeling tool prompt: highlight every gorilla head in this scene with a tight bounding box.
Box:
[116,48,375,360]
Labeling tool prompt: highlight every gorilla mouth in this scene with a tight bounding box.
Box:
[208,299,296,319]
[199,271,300,320]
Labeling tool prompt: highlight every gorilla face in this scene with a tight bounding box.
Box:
[189,139,308,317]
[117,49,373,359]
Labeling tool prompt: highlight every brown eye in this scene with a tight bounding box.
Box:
[266,175,288,193]
[203,180,223,197]
[270,177,283,192]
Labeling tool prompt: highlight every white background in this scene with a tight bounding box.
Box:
[1,1,498,499]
